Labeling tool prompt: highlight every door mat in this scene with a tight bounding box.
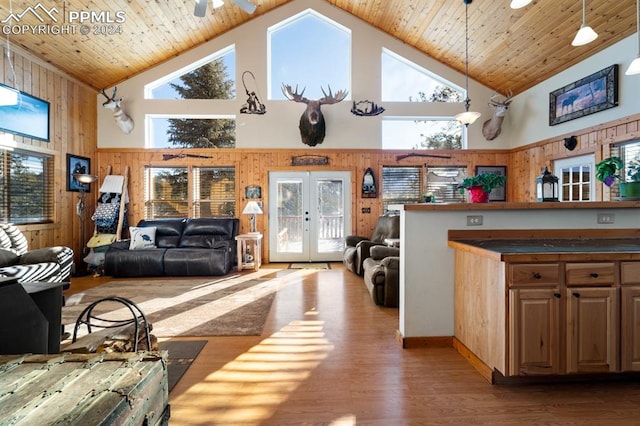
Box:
[289,263,331,269]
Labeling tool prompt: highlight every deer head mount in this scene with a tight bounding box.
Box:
[282,84,348,147]
[101,87,134,134]
[482,90,513,141]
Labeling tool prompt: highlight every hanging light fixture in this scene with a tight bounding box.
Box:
[510,0,533,9]
[455,0,481,127]
[572,0,598,46]
[213,0,224,8]
[627,0,640,75]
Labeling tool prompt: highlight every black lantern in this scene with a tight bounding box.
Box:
[536,167,559,202]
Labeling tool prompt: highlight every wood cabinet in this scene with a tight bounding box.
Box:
[451,241,640,381]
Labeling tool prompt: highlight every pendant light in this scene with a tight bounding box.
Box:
[455,0,481,127]
[510,0,532,9]
[572,0,598,46]
[627,0,640,75]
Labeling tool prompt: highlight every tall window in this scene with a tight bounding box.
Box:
[0,149,53,224]
[144,166,236,219]
[268,10,350,100]
[382,118,462,149]
[555,155,594,201]
[610,140,640,198]
[193,167,236,217]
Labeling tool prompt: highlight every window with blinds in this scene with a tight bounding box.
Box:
[144,167,189,218]
[610,139,640,198]
[0,149,53,224]
[193,166,236,217]
[425,166,467,203]
[382,167,420,212]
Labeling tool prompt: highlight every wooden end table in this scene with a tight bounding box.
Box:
[235,233,263,271]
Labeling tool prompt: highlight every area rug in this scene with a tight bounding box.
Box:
[62,276,277,338]
[159,340,207,392]
[289,262,331,269]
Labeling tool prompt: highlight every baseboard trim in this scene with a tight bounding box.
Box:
[395,330,453,349]
[452,337,493,383]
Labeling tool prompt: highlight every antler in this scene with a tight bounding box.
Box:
[488,89,513,107]
[282,84,309,104]
[319,85,348,105]
[100,87,118,103]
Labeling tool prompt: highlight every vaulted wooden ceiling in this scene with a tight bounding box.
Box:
[1,0,636,95]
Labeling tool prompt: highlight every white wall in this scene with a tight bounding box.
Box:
[508,34,640,148]
[97,0,503,150]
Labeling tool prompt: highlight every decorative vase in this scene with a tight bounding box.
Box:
[468,186,490,203]
[619,182,640,199]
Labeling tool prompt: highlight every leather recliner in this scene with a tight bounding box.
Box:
[342,213,399,275]
[362,245,400,307]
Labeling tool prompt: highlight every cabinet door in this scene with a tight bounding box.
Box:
[621,286,640,371]
[509,288,561,376]
[566,287,618,373]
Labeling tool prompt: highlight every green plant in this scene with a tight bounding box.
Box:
[626,158,640,182]
[458,173,506,194]
[595,156,623,187]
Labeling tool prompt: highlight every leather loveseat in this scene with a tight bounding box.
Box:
[343,213,399,275]
[362,245,400,307]
[104,218,239,277]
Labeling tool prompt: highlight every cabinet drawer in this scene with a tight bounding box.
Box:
[621,262,640,285]
[508,264,560,287]
[565,263,615,286]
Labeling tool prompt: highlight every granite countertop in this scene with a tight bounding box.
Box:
[452,238,640,254]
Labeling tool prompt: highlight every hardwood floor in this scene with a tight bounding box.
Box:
[67,263,640,425]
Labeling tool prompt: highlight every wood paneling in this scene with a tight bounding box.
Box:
[97,148,509,261]
[0,45,97,262]
[0,0,635,95]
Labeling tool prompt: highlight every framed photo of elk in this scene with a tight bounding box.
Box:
[549,64,618,126]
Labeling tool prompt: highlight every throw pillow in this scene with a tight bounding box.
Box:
[129,226,157,250]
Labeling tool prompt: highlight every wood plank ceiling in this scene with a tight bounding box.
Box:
[0,0,636,95]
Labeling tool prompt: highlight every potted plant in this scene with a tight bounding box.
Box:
[458,173,507,203]
[596,156,640,199]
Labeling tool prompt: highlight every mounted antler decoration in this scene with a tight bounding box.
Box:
[351,100,385,117]
[101,87,134,134]
[282,84,348,147]
[482,90,512,141]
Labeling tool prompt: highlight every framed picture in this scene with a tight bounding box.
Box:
[475,165,507,201]
[549,64,618,126]
[67,154,91,192]
[245,185,261,199]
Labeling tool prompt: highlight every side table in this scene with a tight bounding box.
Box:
[235,233,263,271]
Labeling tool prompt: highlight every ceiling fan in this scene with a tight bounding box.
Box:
[194,0,257,17]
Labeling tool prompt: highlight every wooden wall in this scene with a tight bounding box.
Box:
[1,44,97,261]
[509,113,640,202]
[96,148,509,262]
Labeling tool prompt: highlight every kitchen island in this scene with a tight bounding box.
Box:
[448,230,640,383]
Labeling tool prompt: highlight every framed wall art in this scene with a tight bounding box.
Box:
[245,185,262,199]
[67,154,91,192]
[475,165,507,201]
[549,64,618,126]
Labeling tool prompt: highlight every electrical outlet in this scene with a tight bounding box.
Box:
[597,213,615,224]
[466,215,483,226]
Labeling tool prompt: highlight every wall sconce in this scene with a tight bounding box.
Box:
[362,167,377,198]
[536,167,559,202]
[564,135,578,151]
[242,201,263,234]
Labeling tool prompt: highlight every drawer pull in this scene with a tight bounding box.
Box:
[590,272,599,278]
[554,293,561,298]
[533,273,542,279]
[573,292,581,298]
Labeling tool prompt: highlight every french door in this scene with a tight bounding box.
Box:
[268,171,351,262]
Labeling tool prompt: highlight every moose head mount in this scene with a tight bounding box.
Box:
[482,91,513,141]
[101,87,134,134]
[282,84,348,147]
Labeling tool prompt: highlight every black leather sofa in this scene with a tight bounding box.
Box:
[104,218,239,277]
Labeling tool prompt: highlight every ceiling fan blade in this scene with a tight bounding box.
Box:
[194,0,208,17]
[230,0,256,14]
